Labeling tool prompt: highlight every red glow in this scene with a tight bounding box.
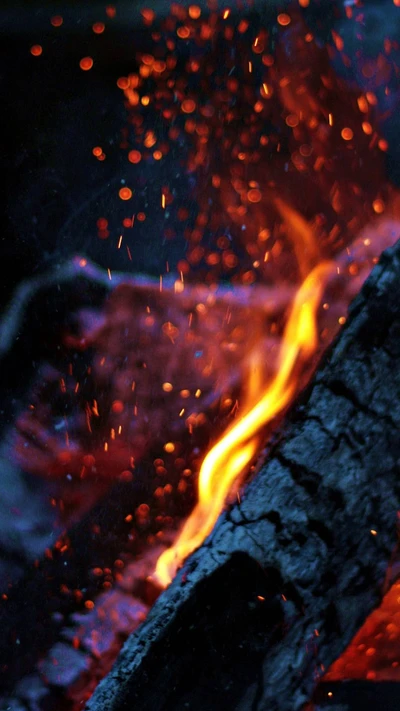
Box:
[30,44,42,57]
[80,57,94,71]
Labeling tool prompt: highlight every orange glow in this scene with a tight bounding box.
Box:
[182,99,196,114]
[128,149,142,164]
[177,26,191,39]
[362,122,373,135]
[373,199,385,214]
[119,187,132,201]
[30,45,42,57]
[188,5,201,19]
[50,15,63,27]
[155,256,333,586]
[106,5,116,18]
[92,146,102,157]
[277,13,291,26]
[117,77,129,90]
[247,188,262,203]
[141,8,155,24]
[341,127,354,141]
[80,57,94,71]
[93,22,105,34]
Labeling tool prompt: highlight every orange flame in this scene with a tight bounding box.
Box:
[154,257,333,587]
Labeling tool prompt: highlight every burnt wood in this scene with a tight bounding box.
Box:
[86,238,400,711]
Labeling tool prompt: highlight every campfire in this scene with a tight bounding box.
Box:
[2,1,400,710]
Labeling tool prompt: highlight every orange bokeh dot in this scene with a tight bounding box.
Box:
[106,5,116,18]
[30,45,42,56]
[141,8,155,24]
[177,26,191,39]
[119,470,133,483]
[92,146,102,157]
[128,149,142,164]
[119,187,132,201]
[117,76,129,90]
[341,127,354,141]
[153,150,162,160]
[188,5,201,18]
[182,99,196,114]
[373,199,385,214]
[93,22,105,34]
[153,60,166,73]
[51,15,63,27]
[123,217,133,228]
[247,188,262,203]
[286,114,299,128]
[80,56,94,71]
[111,400,125,414]
[142,53,154,66]
[137,212,146,221]
[277,13,291,26]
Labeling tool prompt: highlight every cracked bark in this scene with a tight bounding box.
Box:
[86,239,400,711]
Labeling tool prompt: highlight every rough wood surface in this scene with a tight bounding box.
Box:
[86,238,400,711]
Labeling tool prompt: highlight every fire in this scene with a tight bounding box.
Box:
[8,2,400,705]
[155,259,333,586]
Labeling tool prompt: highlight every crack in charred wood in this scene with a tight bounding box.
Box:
[320,379,398,431]
[296,413,338,445]
[275,451,322,498]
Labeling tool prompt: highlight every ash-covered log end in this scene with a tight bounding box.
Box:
[86,239,400,711]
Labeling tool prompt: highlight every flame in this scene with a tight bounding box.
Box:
[154,258,333,587]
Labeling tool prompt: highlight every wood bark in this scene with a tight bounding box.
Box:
[86,239,400,711]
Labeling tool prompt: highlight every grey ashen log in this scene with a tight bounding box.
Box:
[86,239,400,711]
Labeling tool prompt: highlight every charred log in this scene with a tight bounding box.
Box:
[86,239,400,711]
